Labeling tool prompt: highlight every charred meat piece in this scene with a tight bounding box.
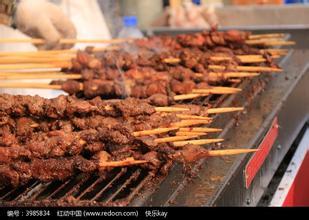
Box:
[0,94,161,119]
[171,145,210,163]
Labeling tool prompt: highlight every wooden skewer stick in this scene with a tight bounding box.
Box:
[207,107,244,114]
[132,127,179,137]
[268,55,280,59]
[246,39,295,46]
[99,157,147,167]
[174,86,242,101]
[0,62,72,70]
[173,94,207,101]
[191,87,241,94]
[172,120,212,128]
[169,107,242,116]
[0,38,130,44]
[0,82,62,90]
[236,55,266,59]
[0,71,63,75]
[173,89,240,101]
[175,131,207,136]
[236,58,267,64]
[193,86,242,91]
[0,51,71,56]
[99,149,258,167]
[207,148,258,156]
[0,46,119,57]
[195,72,260,80]
[179,127,222,133]
[201,72,260,79]
[263,41,295,46]
[245,38,285,44]
[260,49,288,55]
[163,58,181,64]
[155,107,190,112]
[165,57,260,64]
[208,65,282,72]
[210,56,266,63]
[249,33,286,39]
[220,72,260,78]
[228,79,242,84]
[0,71,259,81]
[238,55,279,60]
[155,135,198,143]
[176,114,212,120]
[163,54,281,65]
[30,123,40,128]
[0,69,63,75]
[0,57,74,64]
[235,66,283,73]
[0,74,82,80]
[173,138,224,147]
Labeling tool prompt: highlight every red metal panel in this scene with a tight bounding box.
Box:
[283,151,309,206]
[244,117,279,189]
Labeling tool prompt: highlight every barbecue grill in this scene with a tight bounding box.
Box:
[1,27,308,207]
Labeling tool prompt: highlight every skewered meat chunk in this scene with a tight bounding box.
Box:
[0,165,20,187]
[0,127,131,161]
[97,126,133,145]
[0,132,84,161]
[0,146,171,187]
[83,80,122,98]
[0,141,222,188]
[81,69,95,80]
[48,30,278,100]
[139,151,162,171]
[48,29,278,101]
[0,94,44,116]
[171,145,211,163]
[16,117,38,136]
[146,94,171,106]
[1,110,181,145]
[7,156,97,186]
[0,147,31,163]
[0,94,162,119]
[0,112,182,163]
[61,80,81,95]
[113,97,156,117]
[0,125,17,147]
[170,79,196,94]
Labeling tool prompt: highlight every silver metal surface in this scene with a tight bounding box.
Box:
[270,128,309,207]
[133,28,309,206]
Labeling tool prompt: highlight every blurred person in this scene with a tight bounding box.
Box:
[0,0,112,51]
[164,0,218,29]
[0,0,111,97]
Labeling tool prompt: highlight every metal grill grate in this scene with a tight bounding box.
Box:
[0,167,154,206]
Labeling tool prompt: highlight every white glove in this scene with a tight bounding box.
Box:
[167,3,218,29]
[168,6,188,27]
[201,5,218,29]
[183,2,210,28]
[15,0,77,50]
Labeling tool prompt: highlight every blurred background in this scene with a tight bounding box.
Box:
[95,0,309,37]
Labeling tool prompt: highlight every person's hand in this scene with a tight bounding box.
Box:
[167,2,218,29]
[168,5,188,27]
[15,0,77,50]
[183,2,210,28]
[201,5,218,29]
